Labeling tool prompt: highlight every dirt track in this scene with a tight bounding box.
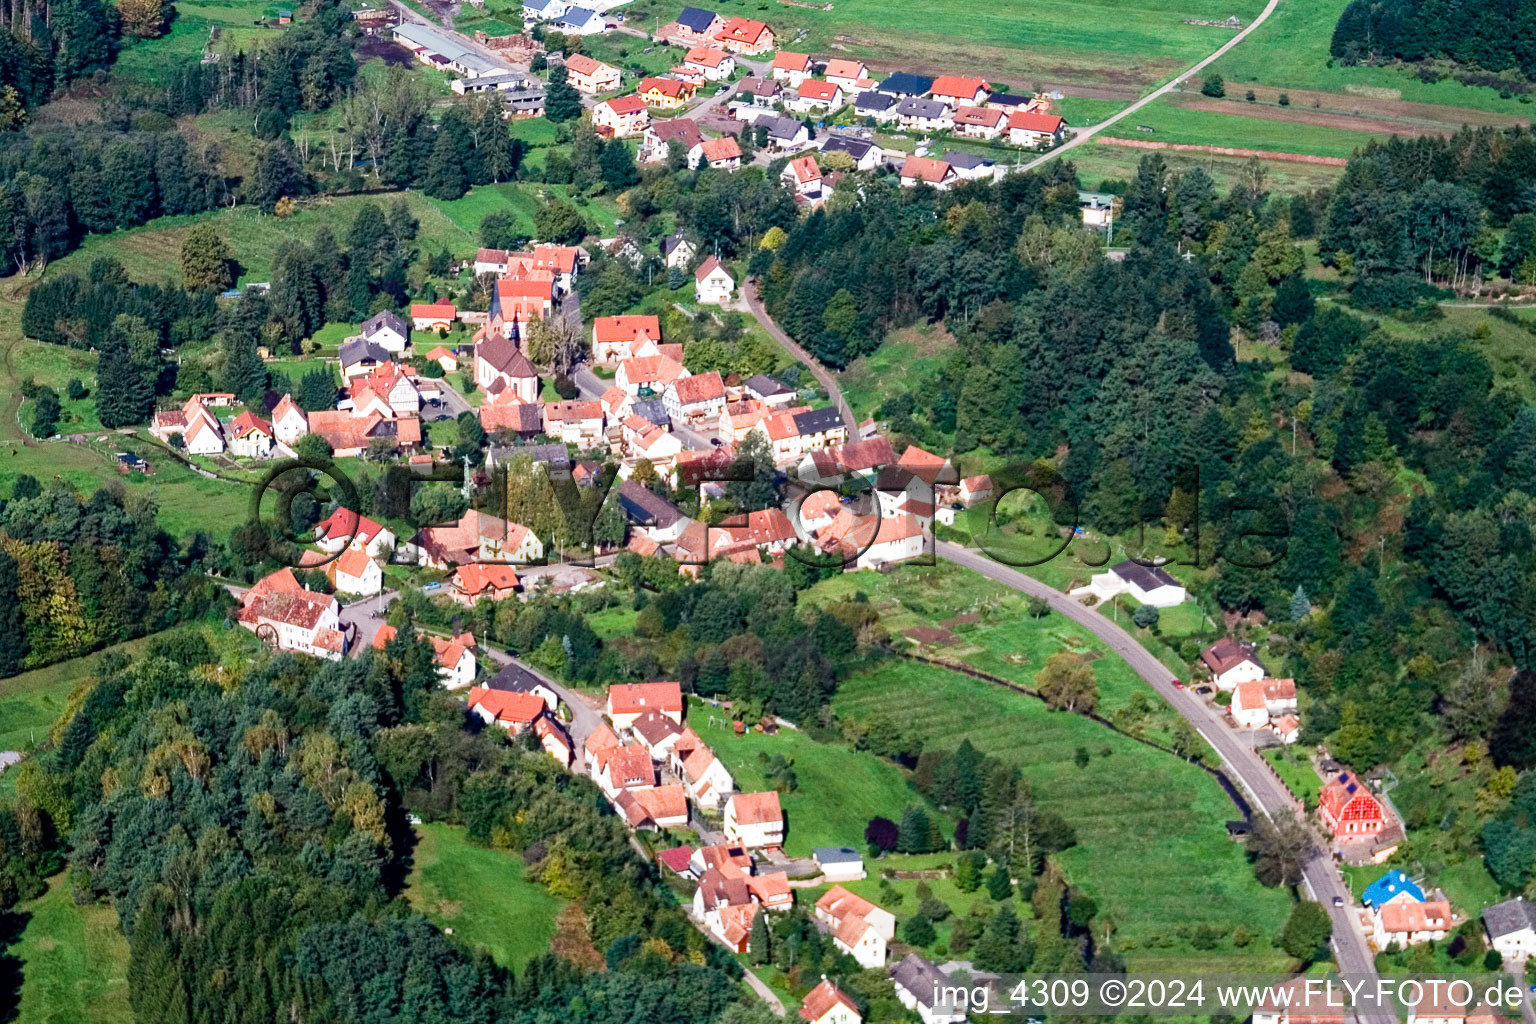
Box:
[1096,136,1348,165]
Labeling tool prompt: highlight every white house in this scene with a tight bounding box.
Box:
[409,303,457,332]
[1484,898,1536,962]
[554,5,605,35]
[1007,110,1066,147]
[271,395,310,444]
[1371,900,1451,949]
[769,50,812,86]
[314,507,397,559]
[1231,680,1270,729]
[606,681,684,730]
[235,569,346,660]
[359,310,409,353]
[522,0,569,20]
[815,885,894,969]
[1201,638,1267,690]
[724,791,784,849]
[431,633,478,689]
[671,728,736,810]
[789,79,842,114]
[151,396,225,455]
[1069,560,1187,607]
[813,847,865,882]
[325,546,383,596]
[227,411,275,459]
[694,256,734,304]
[683,45,735,80]
[664,371,727,424]
[890,955,967,1024]
[800,980,862,1024]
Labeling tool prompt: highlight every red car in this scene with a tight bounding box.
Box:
[1172,679,1185,689]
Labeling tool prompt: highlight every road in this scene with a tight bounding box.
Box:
[740,279,856,431]
[937,542,1386,1010]
[1016,0,1284,173]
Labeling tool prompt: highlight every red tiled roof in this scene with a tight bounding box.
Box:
[931,74,989,98]
[715,16,769,45]
[771,51,810,71]
[798,80,839,102]
[1008,110,1064,133]
[700,135,742,161]
[899,155,952,183]
[564,53,614,76]
[801,979,859,1023]
[670,370,726,405]
[639,76,689,98]
[602,94,649,115]
[728,790,781,825]
[786,155,821,184]
[229,410,272,439]
[954,104,1005,127]
[410,303,457,319]
[684,45,730,67]
[823,58,865,79]
[452,562,520,595]
[594,314,662,344]
[609,681,683,716]
[468,687,546,725]
[1380,900,1451,933]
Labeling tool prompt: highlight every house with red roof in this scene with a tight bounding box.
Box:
[1318,771,1388,839]
[930,75,990,106]
[695,256,735,305]
[617,353,689,396]
[1200,638,1267,690]
[781,154,824,197]
[1370,899,1452,949]
[425,345,458,373]
[770,51,812,84]
[593,94,650,137]
[953,104,1007,139]
[607,681,684,728]
[236,568,346,660]
[271,394,309,444]
[591,742,657,797]
[800,979,861,1024]
[409,303,457,331]
[542,399,605,446]
[638,76,697,109]
[226,411,275,458]
[698,134,743,171]
[1232,679,1271,729]
[664,369,727,423]
[448,562,521,605]
[467,687,547,731]
[615,784,690,830]
[683,45,735,80]
[151,395,226,455]
[789,78,843,114]
[592,314,664,363]
[408,509,544,569]
[533,716,573,767]
[326,546,383,596]
[898,155,957,191]
[798,436,896,486]
[671,728,736,810]
[814,885,895,968]
[959,474,993,504]
[1008,110,1066,147]
[724,791,784,849]
[564,52,621,93]
[314,508,396,558]
[713,16,774,54]
[824,58,869,92]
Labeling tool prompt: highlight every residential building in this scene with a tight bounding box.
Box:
[593,94,650,137]
[852,90,898,122]
[227,411,275,458]
[410,303,457,331]
[820,135,880,172]
[986,92,1029,113]
[1483,897,1536,962]
[813,847,865,881]
[725,791,784,848]
[755,405,847,464]
[952,104,1006,139]
[150,395,225,454]
[712,15,773,54]
[664,369,728,423]
[800,979,861,1024]
[899,155,957,190]
[236,568,346,660]
[664,5,724,44]
[628,709,684,760]
[618,480,690,542]
[467,686,548,732]
[698,134,743,170]
[799,436,896,486]
[745,373,796,407]
[489,274,555,326]
[943,150,996,181]
[876,72,933,97]
[409,509,544,568]
[770,51,812,84]
[1069,560,1187,607]
[542,399,606,446]
[554,5,605,34]
[638,76,697,109]
[671,728,735,810]
[425,345,458,372]
[1361,871,1426,911]
[534,716,573,766]
[359,310,409,352]
[592,314,665,363]
[339,337,393,379]
[1252,978,1347,1024]
[1201,637,1267,690]
[790,79,842,113]
[271,394,309,444]
[683,45,735,79]
[820,510,927,570]
[616,353,689,397]
[1262,678,1298,713]
[1008,110,1066,147]
[895,97,952,132]
[695,256,735,304]
[347,363,423,418]
[641,118,704,164]
[1318,772,1387,839]
[449,562,521,605]
[522,0,569,20]
[781,154,827,202]
[592,743,657,797]
[762,115,811,150]
[1271,714,1301,744]
[929,75,990,107]
[814,885,895,968]
[890,955,967,1024]
[1231,679,1270,729]
[473,333,540,398]
[615,784,690,830]
[482,661,560,714]
[735,76,781,107]
[314,508,396,559]
[823,58,869,93]
[564,52,621,93]
[959,474,993,504]
[607,680,684,729]
[1371,900,1451,949]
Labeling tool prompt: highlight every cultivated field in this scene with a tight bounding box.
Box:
[403,823,567,969]
[831,659,1294,973]
[1099,97,1394,159]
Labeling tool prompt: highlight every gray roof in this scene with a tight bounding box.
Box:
[812,846,861,864]
[524,0,558,9]
[339,337,391,367]
[744,373,790,398]
[632,399,671,428]
[896,97,949,119]
[890,955,964,1013]
[557,5,600,25]
[661,232,693,257]
[619,479,684,527]
[489,442,571,471]
[1110,560,1181,591]
[763,115,807,141]
[822,135,875,160]
[677,5,718,31]
[792,407,844,435]
[877,72,934,96]
[362,310,407,338]
[943,150,994,171]
[853,90,896,112]
[1483,897,1536,939]
[485,662,553,693]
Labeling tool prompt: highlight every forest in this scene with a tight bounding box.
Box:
[1330,0,1536,83]
[2,626,763,1024]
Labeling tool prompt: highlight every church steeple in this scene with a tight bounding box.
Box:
[509,316,521,347]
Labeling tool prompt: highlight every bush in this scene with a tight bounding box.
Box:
[1201,74,1225,98]
[1278,92,1290,105]
[902,913,937,946]
[1245,90,1256,102]
[1132,604,1160,629]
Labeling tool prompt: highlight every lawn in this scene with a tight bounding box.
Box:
[112,0,281,89]
[0,637,149,753]
[685,698,947,858]
[1069,140,1348,195]
[1207,0,1536,116]
[750,0,1267,90]
[1099,98,1394,158]
[831,659,1294,972]
[403,822,566,970]
[587,605,639,642]
[9,873,133,1024]
[9,341,103,434]
[1263,745,1322,807]
[1053,96,1131,126]
[1369,305,1536,403]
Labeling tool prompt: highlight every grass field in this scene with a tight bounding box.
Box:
[831,659,1294,972]
[9,874,133,1024]
[838,326,956,421]
[9,341,103,434]
[1263,746,1322,806]
[1207,0,1536,116]
[1053,97,1132,126]
[1100,98,1392,158]
[686,697,948,857]
[403,823,566,970]
[112,0,281,89]
[0,638,149,753]
[1368,305,1536,402]
[1068,140,1349,195]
